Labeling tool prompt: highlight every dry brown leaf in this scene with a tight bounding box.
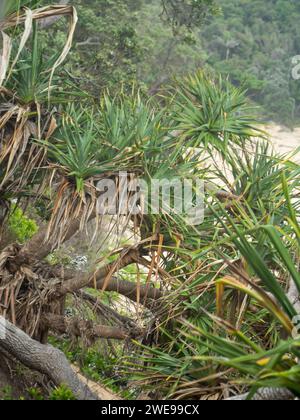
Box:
[0,31,12,87]
[0,5,77,91]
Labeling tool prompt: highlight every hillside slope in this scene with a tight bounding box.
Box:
[198,0,300,126]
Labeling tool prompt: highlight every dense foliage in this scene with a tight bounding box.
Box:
[43,0,300,126]
[199,0,300,127]
[1,0,300,401]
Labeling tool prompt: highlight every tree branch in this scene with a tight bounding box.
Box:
[76,37,100,47]
[55,250,165,305]
[42,314,128,341]
[59,271,164,304]
[39,1,70,29]
[77,290,139,329]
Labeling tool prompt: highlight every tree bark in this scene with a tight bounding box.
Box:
[18,217,85,261]
[0,316,97,400]
[56,249,164,301]
[42,314,128,340]
[59,272,164,304]
[226,388,295,401]
[287,279,300,314]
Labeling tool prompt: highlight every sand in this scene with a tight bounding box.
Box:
[265,124,300,160]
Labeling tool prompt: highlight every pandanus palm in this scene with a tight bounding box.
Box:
[0,1,77,207]
[1,0,293,402]
[127,143,300,400]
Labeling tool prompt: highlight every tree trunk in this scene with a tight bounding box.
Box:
[227,388,295,401]
[0,316,97,400]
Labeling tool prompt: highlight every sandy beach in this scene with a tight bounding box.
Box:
[266,124,300,160]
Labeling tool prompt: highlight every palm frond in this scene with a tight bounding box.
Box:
[0,4,77,89]
[172,71,266,155]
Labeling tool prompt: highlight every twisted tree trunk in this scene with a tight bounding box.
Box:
[0,317,97,400]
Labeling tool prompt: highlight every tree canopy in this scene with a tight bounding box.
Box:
[41,0,300,126]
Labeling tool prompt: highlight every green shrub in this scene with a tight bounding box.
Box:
[0,386,13,400]
[8,206,38,243]
[49,385,76,401]
[27,387,44,400]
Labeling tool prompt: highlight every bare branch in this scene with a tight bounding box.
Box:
[77,290,139,328]
[39,1,70,29]
[58,268,164,304]
[76,37,100,47]
[42,314,128,341]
